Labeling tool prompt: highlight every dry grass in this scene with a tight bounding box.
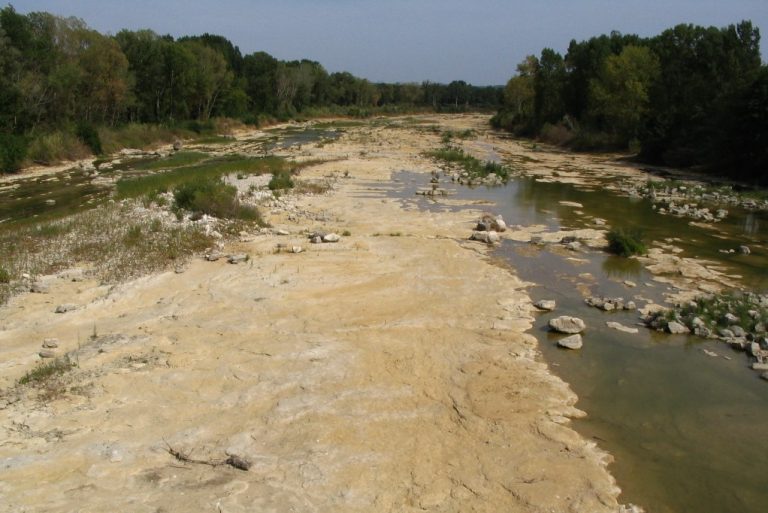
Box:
[0,201,215,304]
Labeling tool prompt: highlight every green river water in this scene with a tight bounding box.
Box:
[388,170,768,513]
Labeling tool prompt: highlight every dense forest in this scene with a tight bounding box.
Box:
[0,5,501,172]
[492,21,768,184]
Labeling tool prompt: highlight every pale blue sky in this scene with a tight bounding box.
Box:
[11,0,768,85]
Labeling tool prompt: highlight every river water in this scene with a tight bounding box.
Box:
[388,170,768,513]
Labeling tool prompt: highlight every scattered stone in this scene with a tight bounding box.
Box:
[559,201,584,208]
[718,328,735,338]
[761,372,768,381]
[739,245,751,255]
[44,199,56,206]
[291,246,303,254]
[549,316,586,334]
[724,313,739,324]
[702,349,719,357]
[311,235,323,244]
[534,299,556,311]
[557,334,583,350]
[623,280,636,288]
[752,362,768,371]
[731,326,746,337]
[30,282,49,294]
[227,254,248,264]
[39,349,57,359]
[476,214,507,232]
[55,304,78,314]
[322,233,341,243]
[205,252,222,262]
[667,321,690,335]
[275,229,290,236]
[172,139,183,151]
[606,321,639,334]
[625,301,637,311]
[42,338,59,348]
[593,218,607,226]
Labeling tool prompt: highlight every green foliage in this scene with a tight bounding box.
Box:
[606,228,647,256]
[26,131,89,164]
[173,177,261,221]
[427,147,511,182]
[0,266,10,284]
[0,133,27,172]
[268,170,294,190]
[494,21,766,183]
[76,123,103,155]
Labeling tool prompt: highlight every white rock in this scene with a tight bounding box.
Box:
[534,299,556,311]
[557,334,583,349]
[227,254,248,264]
[42,338,59,348]
[549,316,586,334]
[322,233,341,243]
[55,304,78,314]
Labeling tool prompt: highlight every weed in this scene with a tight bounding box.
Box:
[426,147,511,182]
[606,228,647,256]
[269,170,294,191]
[18,357,75,386]
[174,178,263,222]
[342,230,352,236]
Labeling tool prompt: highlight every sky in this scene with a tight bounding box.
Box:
[11,0,768,85]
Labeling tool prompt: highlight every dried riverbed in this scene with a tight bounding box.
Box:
[0,115,638,513]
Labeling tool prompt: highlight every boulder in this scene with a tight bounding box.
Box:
[565,241,581,251]
[667,321,690,335]
[739,245,751,255]
[724,313,740,324]
[172,139,183,151]
[55,304,78,314]
[534,299,556,311]
[205,251,222,262]
[731,326,746,338]
[752,362,768,371]
[549,316,586,334]
[557,334,583,350]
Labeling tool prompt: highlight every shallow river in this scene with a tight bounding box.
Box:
[389,170,768,513]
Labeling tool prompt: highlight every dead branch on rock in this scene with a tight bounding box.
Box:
[163,440,251,471]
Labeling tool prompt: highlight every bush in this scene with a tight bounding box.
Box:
[76,123,103,155]
[174,177,261,221]
[606,228,647,256]
[268,170,294,190]
[0,266,10,284]
[0,133,28,172]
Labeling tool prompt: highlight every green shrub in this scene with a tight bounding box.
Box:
[0,133,28,172]
[76,123,103,155]
[268,170,294,190]
[606,228,647,256]
[0,266,10,284]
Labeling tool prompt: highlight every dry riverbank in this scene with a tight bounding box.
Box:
[1,115,636,512]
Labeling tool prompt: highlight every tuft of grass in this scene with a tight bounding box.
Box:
[18,357,75,386]
[606,228,647,256]
[342,230,352,236]
[26,131,90,165]
[0,267,9,284]
[292,179,331,195]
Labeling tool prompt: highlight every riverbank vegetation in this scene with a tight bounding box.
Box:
[0,6,501,173]
[492,21,767,185]
[426,147,511,182]
[606,228,647,257]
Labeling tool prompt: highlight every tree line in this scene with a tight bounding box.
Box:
[0,5,501,171]
[492,21,768,184]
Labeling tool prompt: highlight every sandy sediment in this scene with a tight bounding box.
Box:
[1,115,628,512]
